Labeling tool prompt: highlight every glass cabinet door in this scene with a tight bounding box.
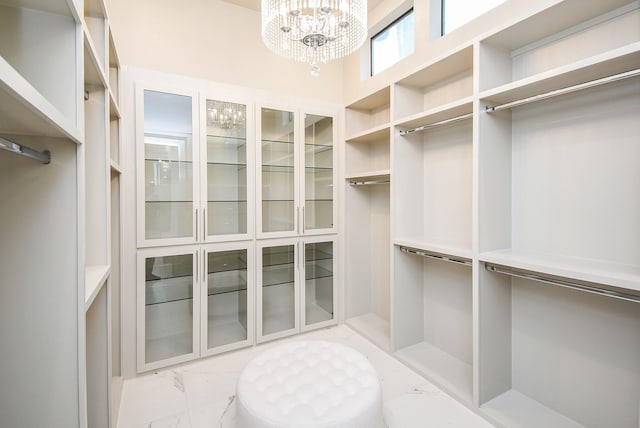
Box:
[204,99,248,238]
[203,247,251,352]
[304,114,334,232]
[303,240,335,329]
[142,90,196,242]
[258,243,298,341]
[260,108,296,234]
[140,251,196,368]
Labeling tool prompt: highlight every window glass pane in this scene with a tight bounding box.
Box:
[442,0,507,34]
[371,10,414,76]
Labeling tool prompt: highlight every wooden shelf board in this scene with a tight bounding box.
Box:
[110,159,122,173]
[108,29,120,68]
[480,42,640,106]
[346,86,390,111]
[84,0,107,18]
[395,97,473,130]
[398,45,473,89]
[345,123,390,143]
[345,170,390,183]
[395,341,473,405]
[482,389,585,428]
[480,248,640,292]
[85,264,110,310]
[1,0,80,20]
[345,313,390,352]
[394,239,472,262]
[109,91,121,119]
[0,57,82,143]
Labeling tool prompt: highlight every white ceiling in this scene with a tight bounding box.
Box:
[222,0,384,12]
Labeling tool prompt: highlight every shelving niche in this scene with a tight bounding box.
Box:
[344,87,392,350]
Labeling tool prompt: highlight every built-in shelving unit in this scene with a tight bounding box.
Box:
[0,0,121,426]
[344,86,392,351]
[343,1,640,426]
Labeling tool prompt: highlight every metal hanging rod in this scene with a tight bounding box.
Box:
[0,136,51,164]
[400,246,472,266]
[348,179,390,186]
[485,264,640,304]
[485,68,640,113]
[399,113,473,136]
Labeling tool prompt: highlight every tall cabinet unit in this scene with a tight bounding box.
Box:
[0,0,122,426]
[256,105,338,342]
[341,0,640,427]
[136,86,254,371]
[343,87,392,351]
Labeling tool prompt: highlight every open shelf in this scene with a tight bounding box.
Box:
[0,2,81,141]
[478,263,640,428]
[478,71,640,294]
[83,30,108,88]
[394,239,472,263]
[395,97,473,131]
[345,122,390,143]
[345,86,391,138]
[478,1,639,92]
[394,45,473,122]
[85,264,110,309]
[394,244,473,404]
[394,109,472,252]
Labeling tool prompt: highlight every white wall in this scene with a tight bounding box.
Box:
[106,0,344,103]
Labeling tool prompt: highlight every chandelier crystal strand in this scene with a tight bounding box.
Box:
[262,0,367,76]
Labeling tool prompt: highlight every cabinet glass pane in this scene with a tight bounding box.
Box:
[144,254,193,363]
[262,245,295,335]
[144,90,193,240]
[305,114,333,230]
[305,242,334,325]
[206,99,247,236]
[262,108,295,232]
[206,249,248,349]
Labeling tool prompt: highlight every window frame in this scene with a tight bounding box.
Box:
[369,7,415,77]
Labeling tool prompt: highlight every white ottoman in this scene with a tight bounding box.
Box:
[236,340,385,428]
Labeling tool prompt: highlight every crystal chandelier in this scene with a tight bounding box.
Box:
[207,100,246,129]
[261,0,367,77]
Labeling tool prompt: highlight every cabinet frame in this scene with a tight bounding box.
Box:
[200,241,255,357]
[257,102,338,239]
[136,245,200,372]
[135,83,201,248]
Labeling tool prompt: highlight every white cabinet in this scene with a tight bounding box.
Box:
[137,86,254,246]
[137,243,254,371]
[257,105,337,238]
[257,237,336,343]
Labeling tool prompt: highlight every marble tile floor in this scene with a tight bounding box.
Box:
[117,325,494,428]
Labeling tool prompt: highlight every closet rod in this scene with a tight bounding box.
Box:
[0,136,51,164]
[400,246,471,266]
[485,68,640,113]
[485,264,640,304]
[399,113,473,136]
[348,179,390,186]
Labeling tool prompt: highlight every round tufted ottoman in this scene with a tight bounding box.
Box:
[236,340,385,428]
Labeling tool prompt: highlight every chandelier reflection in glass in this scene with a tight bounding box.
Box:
[207,100,246,130]
[261,0,367,77]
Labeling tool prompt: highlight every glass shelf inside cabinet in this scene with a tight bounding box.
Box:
[144,253,194,363]
[143,90,194,241]
[305,241,334,325]
[206,100,248,236]
[262,245,296,336]
[206,249,248,349]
